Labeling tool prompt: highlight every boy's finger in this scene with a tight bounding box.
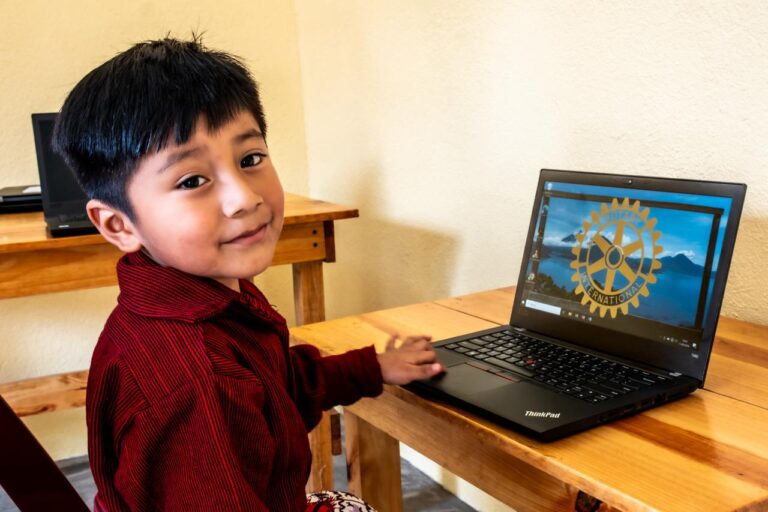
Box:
[410,349,438,365]
[401,335,432,346]
[401,337,433,351]
[385,335,398,351]
[417,363,444,378]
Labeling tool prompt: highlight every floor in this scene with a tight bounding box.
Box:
[1,444,476,511]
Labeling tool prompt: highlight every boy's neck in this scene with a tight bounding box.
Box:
[215,277,242,293]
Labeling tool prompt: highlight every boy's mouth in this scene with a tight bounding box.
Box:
[224,222,270,245]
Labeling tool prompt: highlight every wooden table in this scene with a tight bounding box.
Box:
[0,192,358,491]
[290,286,768,512]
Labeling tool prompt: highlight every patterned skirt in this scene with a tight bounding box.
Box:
[306,491,377,511]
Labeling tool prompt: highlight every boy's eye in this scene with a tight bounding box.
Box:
[241,153,265,168]
[177,175,209,190]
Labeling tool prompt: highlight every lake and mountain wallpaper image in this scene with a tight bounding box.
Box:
[526,183,732,329]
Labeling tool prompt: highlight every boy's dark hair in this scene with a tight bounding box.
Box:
[53,36,267,219]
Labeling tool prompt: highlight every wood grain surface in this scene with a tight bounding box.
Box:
[291,288,768,512]
[0,193,357,252]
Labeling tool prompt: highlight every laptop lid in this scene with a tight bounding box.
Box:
[31,112,90,218]
[512,170,746,382]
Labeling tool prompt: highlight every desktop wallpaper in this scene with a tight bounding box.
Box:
[526,182,733,329]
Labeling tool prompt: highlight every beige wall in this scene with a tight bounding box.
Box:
[0,0,306,459]
[295,1,768,508]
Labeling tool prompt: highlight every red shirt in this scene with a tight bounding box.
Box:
[87,251,383,511]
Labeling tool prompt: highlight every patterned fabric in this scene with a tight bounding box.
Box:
[306,491,377,512]
[87,250,384,511]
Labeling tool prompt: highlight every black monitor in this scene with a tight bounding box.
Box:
[31,113,96,236]
[31,113,88,213]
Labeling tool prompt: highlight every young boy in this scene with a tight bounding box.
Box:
[53,37,444,511]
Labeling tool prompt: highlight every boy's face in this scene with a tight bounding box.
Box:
[102,110,284,291]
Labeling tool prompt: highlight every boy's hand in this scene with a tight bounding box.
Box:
[376,334,445,385]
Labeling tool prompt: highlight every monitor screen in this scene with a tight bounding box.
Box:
[32,113,89,208]
[513,170,745,379]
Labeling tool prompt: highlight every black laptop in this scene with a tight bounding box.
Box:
[0,185,42,213]
[32,113,97,237]
[410,169,746,441]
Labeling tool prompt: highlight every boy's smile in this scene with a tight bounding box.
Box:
[90,110,285,292]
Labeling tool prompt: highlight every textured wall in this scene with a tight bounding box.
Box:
[296,0,768,323]
[0,0,307,459]
[295,1,768,508]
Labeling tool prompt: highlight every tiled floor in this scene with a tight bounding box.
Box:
[1,449,475,511]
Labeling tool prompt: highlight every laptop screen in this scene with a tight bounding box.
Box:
[513,170,746,380]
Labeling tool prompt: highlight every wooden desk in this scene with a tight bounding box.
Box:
[0,192,357,490]
[290,287,768,512]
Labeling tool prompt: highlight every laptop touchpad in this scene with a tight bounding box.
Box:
[432,363,515,396]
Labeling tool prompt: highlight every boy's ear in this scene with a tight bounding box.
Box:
[86,199,143,253]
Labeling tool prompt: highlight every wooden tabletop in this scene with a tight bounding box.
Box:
[0,192,358,253]
[0,193,359,300]
[290,287,768,512]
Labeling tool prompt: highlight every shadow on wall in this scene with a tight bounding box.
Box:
[317,163,459,318]
[325,217,459,320]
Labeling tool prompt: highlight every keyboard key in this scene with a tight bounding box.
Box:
[484,357,535,377]
[459,341,482,350]
[466,361,496,372]
[623,376,650,387]
[599,380,632,394]
[583,383,620,397]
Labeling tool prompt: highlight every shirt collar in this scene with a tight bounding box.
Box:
[116,250,285,326]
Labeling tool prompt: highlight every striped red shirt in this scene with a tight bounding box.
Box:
[87,250,383,511]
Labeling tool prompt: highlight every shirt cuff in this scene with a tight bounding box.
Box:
[319,345,384,408]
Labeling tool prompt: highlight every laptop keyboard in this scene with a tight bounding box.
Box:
[442,330,669,403]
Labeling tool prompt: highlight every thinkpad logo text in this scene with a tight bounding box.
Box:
[525,410,561,419]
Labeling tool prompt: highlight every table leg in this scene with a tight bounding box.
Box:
[293,261,325,326]
[293,261,335,493]
[345,411,403,512]
[305,411,334,492]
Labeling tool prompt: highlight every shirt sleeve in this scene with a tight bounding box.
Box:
[289,344,383,431]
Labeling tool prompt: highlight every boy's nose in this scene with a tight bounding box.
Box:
[220,172,262,218]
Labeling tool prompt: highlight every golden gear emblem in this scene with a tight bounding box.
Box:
[569,197,663,318]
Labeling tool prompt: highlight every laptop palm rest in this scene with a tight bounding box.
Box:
[425,364,585,438]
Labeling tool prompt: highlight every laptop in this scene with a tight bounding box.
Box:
[410,169,746,441]
[0,185,42,213]
[32,113,97,237]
